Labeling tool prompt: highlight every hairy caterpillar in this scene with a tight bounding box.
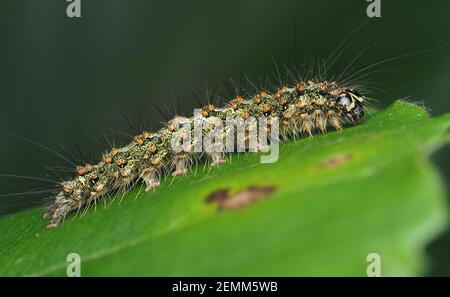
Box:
[43,78,366,229]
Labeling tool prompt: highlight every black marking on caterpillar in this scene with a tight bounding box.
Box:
[43,79,367,229]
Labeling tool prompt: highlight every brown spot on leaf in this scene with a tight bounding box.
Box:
[320,153,352,169]
[206,186,275,211]
[206,188,229,203]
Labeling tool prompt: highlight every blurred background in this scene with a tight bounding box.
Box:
[0,0,449,275]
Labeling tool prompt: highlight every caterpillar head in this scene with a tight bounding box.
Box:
[337,89,365,123]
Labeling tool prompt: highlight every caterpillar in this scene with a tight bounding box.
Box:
[43,78,366,229]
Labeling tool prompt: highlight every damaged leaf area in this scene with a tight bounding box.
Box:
[319,153,353,169]
[206,186,275,210]
[0,100,449,276]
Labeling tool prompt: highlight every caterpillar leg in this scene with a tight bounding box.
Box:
[172,154,189,176]
[142,168,160,191]
[327,111,343,131]
[205,129,226,166]
[313,110,327,134]
[209,152,225,166]
[300,114,314,137]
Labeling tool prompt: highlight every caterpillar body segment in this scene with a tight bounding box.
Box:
[44,80,366,229]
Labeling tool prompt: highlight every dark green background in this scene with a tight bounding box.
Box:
[0,0,449,275]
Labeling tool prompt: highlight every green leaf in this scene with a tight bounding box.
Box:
[0,100,449,276]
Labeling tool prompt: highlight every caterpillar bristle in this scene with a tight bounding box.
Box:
[44,79,367,229]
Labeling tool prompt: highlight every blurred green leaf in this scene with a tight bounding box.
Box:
[0,100,449,276]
